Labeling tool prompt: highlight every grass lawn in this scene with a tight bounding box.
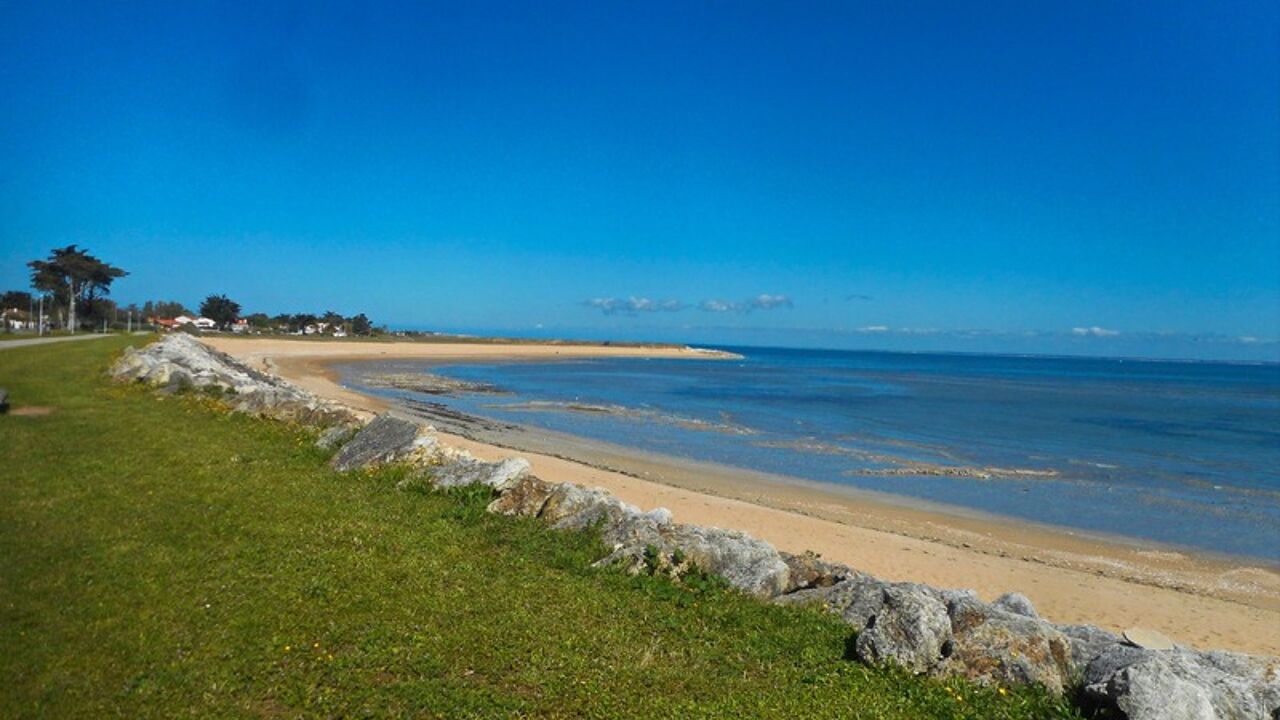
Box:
[0,337,1081,719]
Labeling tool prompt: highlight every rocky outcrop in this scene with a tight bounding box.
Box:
[486,474,789,597]
[1083,644,1280,720]
[111,334,356,428]
[781,551,853,592]
[937,596,1073,694]
[330,414,436,471]
[854,584,953,673]
[1056,623,1122,672]
[432,456,532,491]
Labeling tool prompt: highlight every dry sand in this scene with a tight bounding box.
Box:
[204,336,1280,656]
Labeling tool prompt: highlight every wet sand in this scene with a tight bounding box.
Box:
[203,336,1280,656]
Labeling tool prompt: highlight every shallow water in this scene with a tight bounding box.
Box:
[342,347,1280,562]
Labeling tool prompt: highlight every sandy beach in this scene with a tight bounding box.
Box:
[204,336,1280,656]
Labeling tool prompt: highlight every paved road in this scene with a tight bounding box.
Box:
[0,333,145,350]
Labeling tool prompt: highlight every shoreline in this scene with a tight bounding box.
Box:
[203,336,1280,656]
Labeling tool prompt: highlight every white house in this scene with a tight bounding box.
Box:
[192,317,217,330]
[174,315,195,326]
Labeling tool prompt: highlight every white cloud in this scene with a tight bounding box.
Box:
[1071,326,1120,337]
[699,299,739,313]
[584,297,683,315]
[699,293,794,313]
[750,293,793,310]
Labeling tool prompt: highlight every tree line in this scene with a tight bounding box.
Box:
[2,246,378,336]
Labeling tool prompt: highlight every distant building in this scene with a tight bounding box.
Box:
[192,317,217,330]
[231,319,249,334]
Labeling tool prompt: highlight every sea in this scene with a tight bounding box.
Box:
[339,346,1280,563]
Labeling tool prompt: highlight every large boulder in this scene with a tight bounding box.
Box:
[650,524,791,598]
[1083,644,1280,720]
[781,551,854,592]
[486,476,789,598]
[488,474,558,516]
[112,335,356,427]
[539,483,638,531]
[991,591,1039,619]
[936,596,1073,694]
[853,584,953,674]
[330,414,434,471]
[432,456,531,492]
[776,575,949,629]
[1055,622,1123,673]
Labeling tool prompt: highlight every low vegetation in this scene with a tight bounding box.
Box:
[0,338,1080,718]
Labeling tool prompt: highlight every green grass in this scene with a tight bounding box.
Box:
[0,338,1081,719]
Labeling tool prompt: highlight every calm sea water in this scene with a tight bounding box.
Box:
[343,347,1280,562]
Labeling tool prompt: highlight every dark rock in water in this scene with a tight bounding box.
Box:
[991,591,1039,619]
[781,551,853,592]
[854,584,952,674]
[937,596,1073,694]
[1083,644,1280,720]
[330,414,425,471]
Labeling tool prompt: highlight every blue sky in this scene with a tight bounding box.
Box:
[2,1,1277,359]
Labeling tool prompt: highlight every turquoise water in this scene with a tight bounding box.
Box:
[342,347,1280,562]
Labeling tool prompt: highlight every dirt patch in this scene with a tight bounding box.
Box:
[9,406,56,416]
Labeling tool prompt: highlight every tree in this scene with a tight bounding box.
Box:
[245,313,271,330]
[28,245,127,331]
[1,290,33,310]
[350,313,372,336]
[143,300,191,320]
[290,313,318,333]
[320,310,345,332]
[199,294,241,330]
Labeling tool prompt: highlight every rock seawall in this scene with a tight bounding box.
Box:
[112,335,1280,720]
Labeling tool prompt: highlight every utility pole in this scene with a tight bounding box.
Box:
[67,279,76,334]
[37,295,43,336]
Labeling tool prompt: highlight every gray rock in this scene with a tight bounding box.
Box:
[330,414,427,471]
[781,551,853,592]
[315,422,359,450]
[854,584,952,674]
[653,524,791,598]
[1055,623,1123,673]
[991,591,1039,619]
[487,475,558,517]
[937,597,1073,694]
[539,483,636,531]
[499,480,788,598]
[1084,644,1280,720]
[112,334,356,427]
[432,456,531,491]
